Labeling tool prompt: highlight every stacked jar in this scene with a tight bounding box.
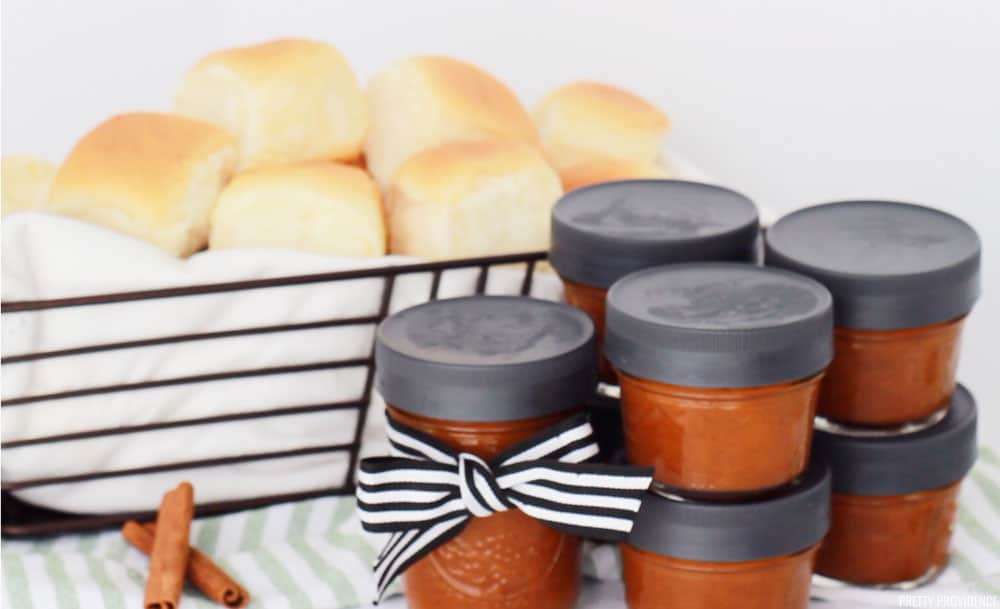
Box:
[367,190,983,608]
[604,263,835,609]
[766,200,982,587]
[548,180,759,459]
[551,180,836,609]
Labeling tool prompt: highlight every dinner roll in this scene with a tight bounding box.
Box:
[534,82,670,170]
[210,162,385,257]
[47,112,237,256]
[2,156,57,216]
[365,55,537,189]
[559,157,670,192]
[176,38,367,171]
[387,140,561,259]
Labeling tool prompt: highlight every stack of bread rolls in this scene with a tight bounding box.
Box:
[2,38,675,261]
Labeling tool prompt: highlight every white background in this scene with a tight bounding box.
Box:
[2,2,999,607]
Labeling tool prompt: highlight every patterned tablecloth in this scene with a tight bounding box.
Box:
[3,445,999,609]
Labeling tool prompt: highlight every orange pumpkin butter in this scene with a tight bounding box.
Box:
[812,386,977,586]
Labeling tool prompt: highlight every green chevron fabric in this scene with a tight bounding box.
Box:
[4,446,1000,608]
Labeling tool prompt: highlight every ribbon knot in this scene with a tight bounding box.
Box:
[357,413,653,602]
[457,453,511,517]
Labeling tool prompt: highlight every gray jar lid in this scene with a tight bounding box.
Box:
[605,263,833,388]
[550,180,760,289]
[765,201,981,330]
[628,461,831,562]
[375,296,597,422]
[813,384,978,496]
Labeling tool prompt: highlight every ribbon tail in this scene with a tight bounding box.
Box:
[498,461,654,542]
[507,496,640,542]
[372,514,469,603]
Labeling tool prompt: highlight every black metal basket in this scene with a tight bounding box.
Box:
[1,251,547,537]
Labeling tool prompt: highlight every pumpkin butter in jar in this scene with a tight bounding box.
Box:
[375,296,597,609]
[812,385,978,586]
[605,263,833,496]
[766,201,980,427]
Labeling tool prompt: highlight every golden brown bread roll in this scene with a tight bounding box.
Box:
[2,156,57,216]
[387,140,561,259]
[365,55,537,189]
[559,156,670,192]
[47,112,237,256]
[175,38,367,171]
[534,81,670,170]
[209,162,385,257]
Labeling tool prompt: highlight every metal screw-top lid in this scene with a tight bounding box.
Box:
[605,263,833,388]
[813,384,978,496]
[375,296,597,422]
[628,461,831,562]
[765,201,981,330]
[550,180,760,289]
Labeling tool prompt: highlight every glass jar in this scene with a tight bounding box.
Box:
[812,385,978,586]
[623,462,830,609]
[618,373,823,494]
[819,318,964,426]
[375,295,597,609]
[605,263,833,495]
[766,201,980,426]
[550,179,759,385]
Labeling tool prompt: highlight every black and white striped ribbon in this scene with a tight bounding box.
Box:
[357,413,653,602]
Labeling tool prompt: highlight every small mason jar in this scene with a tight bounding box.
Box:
[375,295,597,609]
[766,200,980,427]
[549,179,759,384]
[812,384,978,586]
[622,461,831,609]
[605,262,833,496]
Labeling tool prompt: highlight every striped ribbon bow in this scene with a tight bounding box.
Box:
[356,413,654,602]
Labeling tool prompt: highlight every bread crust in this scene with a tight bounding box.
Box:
[387,140,561,259]
[364,55,537,189]
[534,81,670,170]
[47,112,237,256]
[176,38,367,170]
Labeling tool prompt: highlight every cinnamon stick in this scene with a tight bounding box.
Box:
[122,520,250,608]
[144,482,194,609]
